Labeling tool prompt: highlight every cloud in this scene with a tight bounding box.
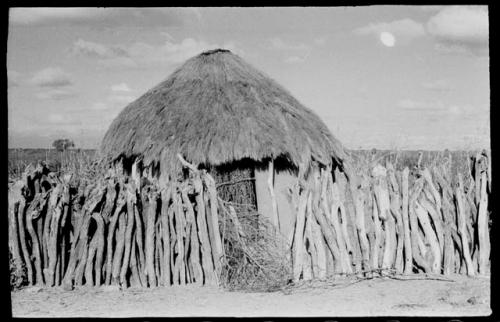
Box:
[314,36,327,46]
[36,88,77,100]
[353,18,426,43]
[71,39,129,59]
[89,102,110,111]
[284,56,307,64]
[427,6,488,54]
[398,99,446,111]
[71,37,242,68]
[111,83,132,92]
[269,38,310,52]
[31,67,73,88]
[108,95,136,104]
[47,113,77,125]
[397,98,480,117]
[269,38,311,63]
[9,7,201,28]
[421,79,452,92]
[8,70,22,88]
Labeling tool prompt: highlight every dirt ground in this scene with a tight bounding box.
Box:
[11,274,490,317]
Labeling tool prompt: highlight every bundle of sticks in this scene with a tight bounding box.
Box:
[8,155,234,289]
[289,151,491,281]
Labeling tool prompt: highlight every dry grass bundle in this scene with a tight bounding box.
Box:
[218,200,291,292]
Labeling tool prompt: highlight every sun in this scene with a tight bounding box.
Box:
[380,31,396,47]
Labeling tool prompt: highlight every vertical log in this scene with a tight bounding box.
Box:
[477,170,490,275]
[304,205,317,278]
[133,202,147,285]
[161,187,172,286]
[267,159,280,231]
[349,175,371,274]
[62,210,88,289]
[418,196,445,253]
[387,165,404,274]
[180,188,203,285]
[111,214,127,285]
[371,194,381,272]
[414,201,441,273]
[84,236,98,286]
[105,197,124,285]
[372,165,395,272]
[145,189,158,287]
[408,178,431,273]
[196,189,216,286]
[401,168,413,274]
[202,173,223,276]
[456,174,475,276]
[155,221,162,285]
[292,189,308,281]
[129,234,142,287]
[17,198,33,286]
[9,200,24,280]
[120,185,137,287]
[324,172,351,274]
[45,192,64,286]
[26,209,44,286]
[173,193,185,285]
[92,212,105,287]
[169,202,179,286]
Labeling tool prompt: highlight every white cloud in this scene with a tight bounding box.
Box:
[269,38,310,52]
[421,79,452,92]
[108,95,136,104]
[111,83,132,92]
[398,99,446,111]
[269,38,311,63]
[36,88,77,100]
[427,6,488,54]
[10,8,107,24]
[8,70,22,88]
[314,36,327,46]
[71,39,129,59]
[90,102,109,111]
[397,99,480,117]
[31,67,73,88]
[353,18,426,43]
[47,113,76,125]
[284,56,307,64]
[71,37,242,68]
[9,7,200,27]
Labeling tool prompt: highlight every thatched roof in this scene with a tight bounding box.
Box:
[100,49,347,175]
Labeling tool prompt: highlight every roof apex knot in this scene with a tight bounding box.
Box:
[200,48,231,56]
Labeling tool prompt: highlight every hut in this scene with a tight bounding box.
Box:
[100,49,347,239]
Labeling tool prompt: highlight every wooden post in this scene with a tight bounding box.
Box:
[268,159,280,231]
[145,189,158,287]
[161,187,172,286]
[455,174,475,276]
[414,201,441,273]
[292,189,308,281]
[401,168,413,274]
[120,184,137,287]
[201,172,224,281]
[477,169,490,275]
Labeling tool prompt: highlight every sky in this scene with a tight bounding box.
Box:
[7,6,490,150]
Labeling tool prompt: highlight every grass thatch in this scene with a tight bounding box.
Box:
[100,49,346,176]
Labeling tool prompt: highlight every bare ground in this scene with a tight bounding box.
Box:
[11,274,490,317]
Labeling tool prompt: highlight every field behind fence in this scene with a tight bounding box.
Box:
[8,149,491,291]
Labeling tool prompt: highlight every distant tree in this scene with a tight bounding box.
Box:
[52,139,75,170]
[52,139,75,152]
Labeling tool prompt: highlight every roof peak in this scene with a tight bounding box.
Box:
[200,48,232,56]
